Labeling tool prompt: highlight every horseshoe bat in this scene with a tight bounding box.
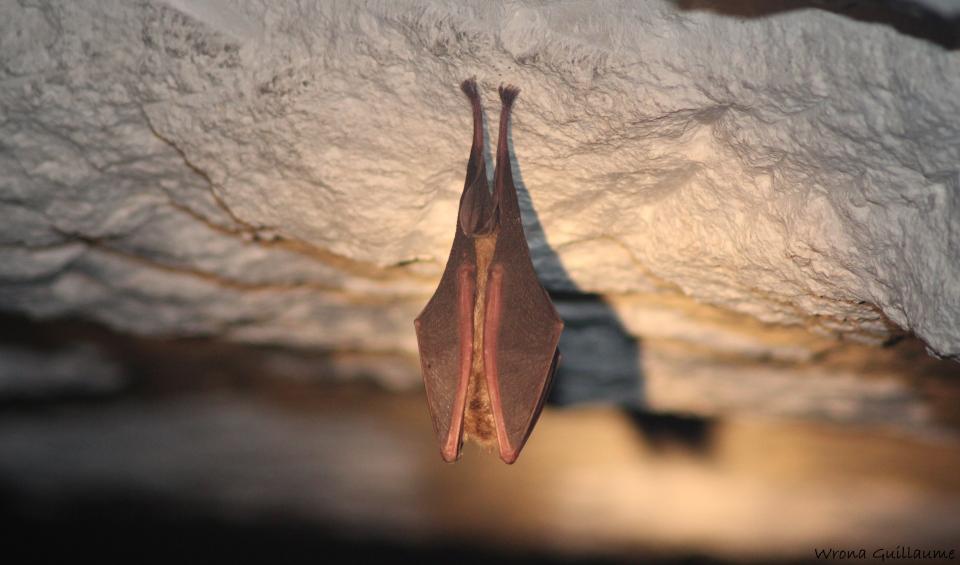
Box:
[414,79,563,464]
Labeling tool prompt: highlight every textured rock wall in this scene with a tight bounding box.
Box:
[1,1,959,428]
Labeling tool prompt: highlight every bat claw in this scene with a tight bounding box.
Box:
[498,84,520,106]
[461,77,480,99]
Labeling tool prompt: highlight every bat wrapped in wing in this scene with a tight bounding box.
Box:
[414,79,563,464]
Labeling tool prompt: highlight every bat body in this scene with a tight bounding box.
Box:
[414,79,563,464]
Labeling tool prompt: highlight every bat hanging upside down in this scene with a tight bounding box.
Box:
[414,79,564,464]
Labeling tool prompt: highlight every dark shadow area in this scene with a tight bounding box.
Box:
[0,487,752,565]
[502,100,717,452]
[624,409,718,455]
[502,112,643,408]
[674,0,960,49]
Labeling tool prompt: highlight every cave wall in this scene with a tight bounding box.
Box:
[1,0,959,429]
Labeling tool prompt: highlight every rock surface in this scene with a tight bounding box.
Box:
[1,1,959,426]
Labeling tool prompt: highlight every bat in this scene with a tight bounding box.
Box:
[414,79,564,464]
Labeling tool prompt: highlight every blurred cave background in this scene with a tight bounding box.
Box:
[2,0,960,563]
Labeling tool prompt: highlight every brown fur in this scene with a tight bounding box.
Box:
[463,234,498,448]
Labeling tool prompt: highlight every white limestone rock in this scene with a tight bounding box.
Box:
[1,0,959,416]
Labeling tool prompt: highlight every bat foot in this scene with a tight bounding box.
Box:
[498,84,520,106]
[461,77,480,100]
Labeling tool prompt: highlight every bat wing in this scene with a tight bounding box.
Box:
[414,228,476,462]
[483,85,564,464]
[414,78,490,462]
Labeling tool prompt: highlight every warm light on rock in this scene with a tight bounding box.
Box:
[1,0,958,423]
